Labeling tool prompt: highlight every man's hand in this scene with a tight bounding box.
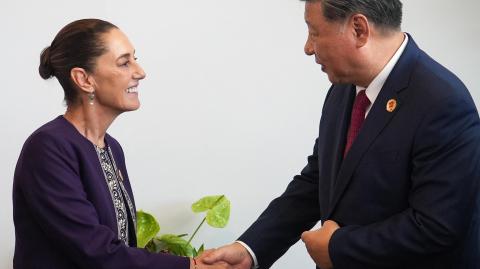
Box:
[301,220,340,269]
[200,242,253,269]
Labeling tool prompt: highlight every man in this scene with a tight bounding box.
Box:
[203,0,480,268]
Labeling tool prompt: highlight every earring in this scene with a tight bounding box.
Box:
[88,91,95,105]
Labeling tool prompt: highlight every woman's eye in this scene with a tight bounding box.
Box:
[120,61,129,67]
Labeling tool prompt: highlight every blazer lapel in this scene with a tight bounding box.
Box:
[326,35,420,218]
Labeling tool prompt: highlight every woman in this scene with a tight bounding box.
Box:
[13,19,226,269]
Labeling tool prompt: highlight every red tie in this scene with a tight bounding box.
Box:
[344,90,371,156]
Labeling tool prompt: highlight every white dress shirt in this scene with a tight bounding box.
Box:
[358,33,409,116]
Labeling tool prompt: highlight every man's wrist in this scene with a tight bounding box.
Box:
[327,226,342,268]
[235,240,259,269]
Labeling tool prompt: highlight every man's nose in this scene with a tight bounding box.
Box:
[304,36,314,56]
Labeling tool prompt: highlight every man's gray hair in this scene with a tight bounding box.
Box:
[302,0,403,31]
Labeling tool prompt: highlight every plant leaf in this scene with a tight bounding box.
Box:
[156,234,196,257]
[197,244,205,256]
[191,195,230,228]
[145,239,159,253]
[136,210,160,248]
[150,238,169,253]
[206,197,230,228]
[191,195,223,212]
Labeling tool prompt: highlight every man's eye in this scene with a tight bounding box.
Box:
[309,33,319,40]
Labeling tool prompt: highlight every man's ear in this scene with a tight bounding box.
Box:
[350,14,370,47]
[70,67,95,93]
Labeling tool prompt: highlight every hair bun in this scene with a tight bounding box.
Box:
[39,46,54,79]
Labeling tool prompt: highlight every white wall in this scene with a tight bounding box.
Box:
[1,0,479,268]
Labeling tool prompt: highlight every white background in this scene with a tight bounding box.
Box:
[1,0,479,268]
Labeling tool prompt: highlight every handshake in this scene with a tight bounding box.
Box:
[191,220,340,269]
[191,242,253,269]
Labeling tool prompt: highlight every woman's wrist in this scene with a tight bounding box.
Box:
[190,257,198,269]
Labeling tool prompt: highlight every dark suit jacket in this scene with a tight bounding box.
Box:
[13,116,189,269]
[238,35,480,268]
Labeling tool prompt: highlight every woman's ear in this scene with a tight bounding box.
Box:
[351,14,370,47]
[70,67,95,94]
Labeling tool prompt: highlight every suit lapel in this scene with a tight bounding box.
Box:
[319,86,356,213]
[326,35,420,218]
[330,85,356,179]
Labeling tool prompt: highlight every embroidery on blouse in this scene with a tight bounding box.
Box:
[107,147,137,232]
[95,145,135,246]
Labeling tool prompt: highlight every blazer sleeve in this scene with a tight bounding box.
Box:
[17,132,189,269]
[329,94,480,268]
[238,138,322,269]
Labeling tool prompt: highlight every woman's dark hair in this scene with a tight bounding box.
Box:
[39,19,118,105]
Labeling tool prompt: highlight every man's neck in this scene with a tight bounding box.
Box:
[356,31,405,88]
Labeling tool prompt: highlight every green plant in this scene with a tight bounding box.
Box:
[136,195,230,257]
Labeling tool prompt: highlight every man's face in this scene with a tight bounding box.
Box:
[304,1,357,84]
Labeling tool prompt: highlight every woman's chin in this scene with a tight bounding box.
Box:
[121,100,141,112]
[127,103,140,112]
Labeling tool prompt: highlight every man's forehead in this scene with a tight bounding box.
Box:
[304,2,321,24]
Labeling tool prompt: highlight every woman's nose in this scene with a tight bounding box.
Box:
[134,62,146,80]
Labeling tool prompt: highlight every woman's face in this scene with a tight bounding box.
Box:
[90,28,146,114]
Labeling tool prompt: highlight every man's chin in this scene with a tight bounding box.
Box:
[326,73,338,84]
[326,73,351,85]
[322,68,337,83]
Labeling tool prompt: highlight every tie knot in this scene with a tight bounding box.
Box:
[355,90,371,109]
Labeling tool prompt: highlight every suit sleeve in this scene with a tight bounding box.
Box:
[18,133,189,269]
[238,138,322,269]
[329,95,480,268]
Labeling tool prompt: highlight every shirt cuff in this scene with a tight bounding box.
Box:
[235,240,259,269]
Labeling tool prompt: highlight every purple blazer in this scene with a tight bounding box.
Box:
[13,116,189,269]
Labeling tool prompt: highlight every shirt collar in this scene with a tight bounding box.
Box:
[356,33,409,107]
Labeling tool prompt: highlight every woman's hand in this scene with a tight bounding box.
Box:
[190,257,232,269]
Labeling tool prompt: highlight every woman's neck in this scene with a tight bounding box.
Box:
[64,103,118,148]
